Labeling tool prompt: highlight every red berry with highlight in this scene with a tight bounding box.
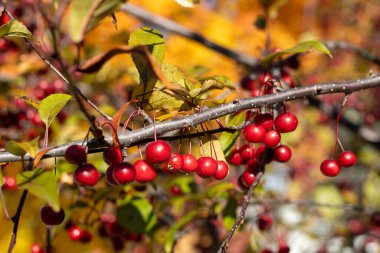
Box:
[320,159,340,177]
[170,184,183,196]
[181,154,198,172]
[64,145,87,165]
[229,150,243,165]
[337,151,357,167]
[40,204,65,226]
[31,243,44,253]
[264,130,281,148]
[275,112,298,133]
[274,145,292,162]
[244,124,266,143]
[68,226,83,241]
[167,153,183,172]
[258,214,272,231]
[2,176,17,190]
[241,169,257,187]
[74,164,100,186]
[197,157,218,178]
[113,162,136,185]
[239,144,255,161]
[133,160,156,182]
[146,140,172,164]
[103,146,123,165]
[214,160,229,180]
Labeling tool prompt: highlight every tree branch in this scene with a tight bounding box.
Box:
[0,75,379,162]
[7,190,28,253]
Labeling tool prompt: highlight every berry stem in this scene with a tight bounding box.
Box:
[332,94,350,159]
[102,121,121,147]
[121,110,139,134]
[0,187,11,220]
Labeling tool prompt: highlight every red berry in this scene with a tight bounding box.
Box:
[229,150,243,165]
[31,243,44,253]
[278,244,290,253]
[181,154,198,172]
[239,144,255,161]
[246,159,261,173]
[197,157,218,178]
[133,160,156,182]
[170,184,183,196]
[64,145,87,165]
[254,113,274,131]
[68,226,83,241]
[146,140,172,164]
[273,145,292,162]
[260,249,273,253]
[258,214,272,230]
[244,124,266,143]
[320,159,340,177]
[240,76,256,90]
[113,162,136,185]
[2,176,17,190]
[167,153,183,172]
[238,175,249,190]
[40,204,65,226]
[103,146,123,165]
[241,169,257,187]
[74,164,100,186]
[111,237,125,251]
[255,145,274,163]
[80,231,92,243]
[105,166,118,185]
[337,151,356,167]
[264,130,281,148]
[275,112,298,133]
[214,160,229,180]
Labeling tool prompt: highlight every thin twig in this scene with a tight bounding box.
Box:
[0,75,380,163]
[0,187,11,219]
[7,190,28,253]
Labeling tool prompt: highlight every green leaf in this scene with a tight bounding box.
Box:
[129,27,165,85]
[6,138,39,158]
[116,197,157,234]
[219,112,246,157]
[164,210,197,253]
[0,19,34,39]
[0,170,3,186]
[262,40,332,68]
[17,169,60,210]
[68,0,125,43]
[206,182,235,199]
[38,94,71,128]
[222,198,237,229]
[174,0,200,8]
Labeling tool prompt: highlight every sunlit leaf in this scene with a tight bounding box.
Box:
[117,197,157,234]
[17,169,60,210]
[0,19,34,39]
[164,210,197,253]
[6,138,39,158]
[15,95,39,109]
[201,135,226,162]
[174,0,200,8]
[68,0,125,43]
[219,112,246,157]
[38,94,71,128]
[262,40,332,68]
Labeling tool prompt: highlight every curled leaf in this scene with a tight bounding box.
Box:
[0,19,34,39]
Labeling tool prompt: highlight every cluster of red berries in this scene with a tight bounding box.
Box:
[98,213,142,251]
[64,145,101,186]
[320,150,357,177]
[34,80,66,100]
[230,112,297,189]
[67,225,92,243]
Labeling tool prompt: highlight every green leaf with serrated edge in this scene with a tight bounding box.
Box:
[116,197,157,234]
[38,94,71,128]
[220,112,246,157]
[201,135,226,162]
[222,198,237,229]
[132,63,195,112]
[262,40,332,68]
[6,137,39,158]
[0,20,34,39]
[174,0,200,8]
[68,0,125,43]
[17,169,60,210]
[164,210,197,253]
[129,27,165,86]
[313,184,344,219]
